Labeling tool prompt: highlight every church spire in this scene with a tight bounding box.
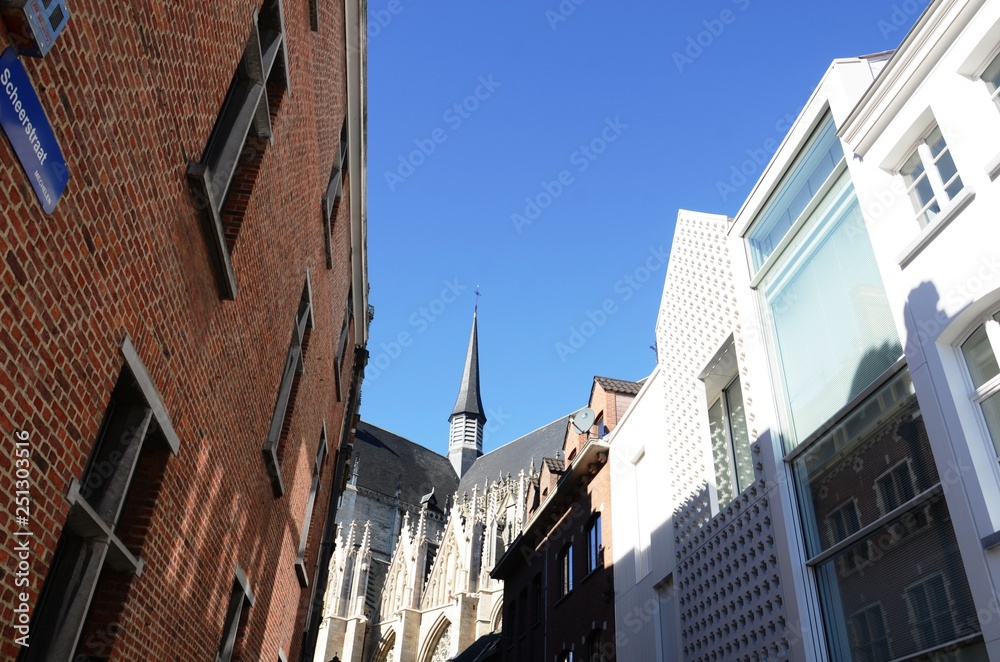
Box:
[450,305,486,422]
[449,299,486,477]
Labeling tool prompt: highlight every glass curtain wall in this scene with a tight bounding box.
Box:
[746,111,984,660]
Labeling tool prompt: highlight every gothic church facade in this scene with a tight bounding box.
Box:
[314,312,566,662]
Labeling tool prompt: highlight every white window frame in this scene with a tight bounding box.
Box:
[707,375,752,507]
[586,513,603,574]
[959,309,1000,458]
[981,49,1000,109]
[874,458,919,516]
[899,124,964,229]
[902,571,957,651]
[559,543,574,597]
[848,602,891,662]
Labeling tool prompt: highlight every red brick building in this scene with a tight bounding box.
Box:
[493,377,640,661]
[0,1,368,660]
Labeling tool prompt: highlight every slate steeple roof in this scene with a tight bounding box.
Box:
[450,309,486,423]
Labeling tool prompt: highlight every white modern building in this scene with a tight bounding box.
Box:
[610,0,1000,659]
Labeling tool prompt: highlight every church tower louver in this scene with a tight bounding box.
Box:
[448,306,486,477]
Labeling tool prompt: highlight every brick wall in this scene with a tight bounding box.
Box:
[0,0,363,660]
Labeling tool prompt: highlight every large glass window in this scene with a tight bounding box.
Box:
[760,168,901,448]
[708,376,754,505]
[961,311,1000,455]
[748,115,843,272]
[794,370,982,661]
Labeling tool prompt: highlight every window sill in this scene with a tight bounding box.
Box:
[294,555,309,587]
[987,151,1000,182]
[186,162,239,300]
[897,188,976,269]
[262,446,286,497]
[553,591,573,607]
[581,564,604,585]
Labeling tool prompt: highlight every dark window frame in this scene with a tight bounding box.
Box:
[186,0,290,300]
[294,423,329,586]
[217,566,256,662]
[18,335,179,662]
[323,120,350,269]
[263,275,314,497]
[587,513,604,574]
[559,544,574,598]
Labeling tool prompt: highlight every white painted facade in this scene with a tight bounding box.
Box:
[611,1,1000,659]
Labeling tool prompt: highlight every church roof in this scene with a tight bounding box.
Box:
[594,375,643,395]
[451,633,501,662]
[353,421,459,508]
[450,310,486,423]
[457,416,569,495]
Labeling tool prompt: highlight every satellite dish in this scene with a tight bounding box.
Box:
[571,407,596,435]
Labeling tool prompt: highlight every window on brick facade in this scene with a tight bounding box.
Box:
[308,0,319,31]
[263,276,314,497]
[874,459,921,516]
[294,423,329,587]
[334,289,353,402]
[559,544,573,597]
[587,630,607,662]
[587,514,603,573]
[323,120,350,269]
[217,567,255,662]
[900,125,964,228]
[848,603,890,662]
[532,574,542,625]
[905,573,957,651]
[187,0,289,300]
[825,499,871,574]
[18,336,178,662]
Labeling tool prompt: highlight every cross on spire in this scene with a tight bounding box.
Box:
[474,285,481,313]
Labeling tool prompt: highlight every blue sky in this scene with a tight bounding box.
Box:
[359,0,928,458]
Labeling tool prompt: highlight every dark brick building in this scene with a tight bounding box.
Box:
[493,377,640,662]
[0,1,368,660]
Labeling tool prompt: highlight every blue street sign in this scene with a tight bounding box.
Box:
[0,46,68,214]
